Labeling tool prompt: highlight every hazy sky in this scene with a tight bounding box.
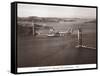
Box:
[18,3,96,18]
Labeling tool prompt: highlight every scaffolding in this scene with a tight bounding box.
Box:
[76,27,96,50]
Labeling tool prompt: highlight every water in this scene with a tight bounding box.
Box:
[17,20,96,67]
[17,35,96,67]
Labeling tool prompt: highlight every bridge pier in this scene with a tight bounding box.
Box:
[76,28,83,48]
[32,22,36,36]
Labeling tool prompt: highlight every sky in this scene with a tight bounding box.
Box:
[18,3,96,18]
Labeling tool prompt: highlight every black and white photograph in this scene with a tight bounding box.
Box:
[11,2,97,73]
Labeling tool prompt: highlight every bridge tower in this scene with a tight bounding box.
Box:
[32,22,36,36]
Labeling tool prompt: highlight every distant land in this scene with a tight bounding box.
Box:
[18,16,96,23]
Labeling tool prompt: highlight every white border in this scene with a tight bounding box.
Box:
[18,64,96,73]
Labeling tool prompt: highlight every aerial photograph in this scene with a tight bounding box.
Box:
[17,4,97,68]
